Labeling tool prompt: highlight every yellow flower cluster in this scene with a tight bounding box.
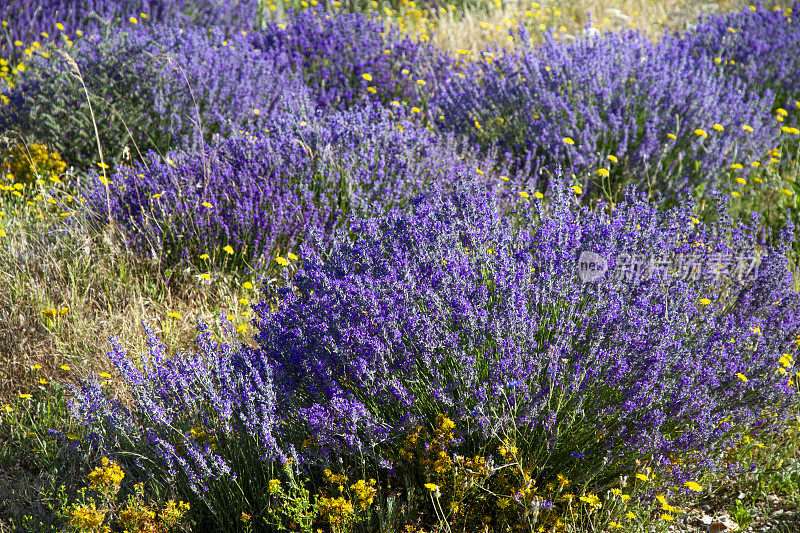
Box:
[1,143,66,186]
[87,457,125,491]
[42,306,69,319]
[268,478,281,494]
[67,504,107,531]
[317,495,354,526]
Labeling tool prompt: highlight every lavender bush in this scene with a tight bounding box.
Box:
[70,322,287,529]
[249,8,450,111]
[682,2,800,111]
[0,0,260,61]
[433,27,778,201]
[254,179,799,481]
[1,22,303,168]
[71,180,800,527]
[83,104,495,271]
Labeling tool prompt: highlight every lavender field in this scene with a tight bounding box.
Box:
[1,1,799,532]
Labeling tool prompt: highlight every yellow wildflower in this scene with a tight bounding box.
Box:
[684,481,702,492]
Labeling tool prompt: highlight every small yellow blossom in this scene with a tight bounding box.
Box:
[736,372,748,382]
[684,481,702,492]
[694,128,708,138]
[572,185,582,194]
[596,168,610,177]
[223,245,234,255]
[579,494,601,507]
[699,298,711,305]
[167,312,182,319]
[269,479,281,494]
[519,191,530,199]
[362,73,372,82]
[562,137,574,145]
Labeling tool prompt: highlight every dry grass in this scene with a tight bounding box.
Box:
[427,0,749,54]
[0,194,258,405]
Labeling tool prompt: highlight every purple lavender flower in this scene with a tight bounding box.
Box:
[83,103,500,271]
[249,7,450,111]
[1,0,260,62]
[248,178,799,485]
[682,1,800,110]
[433,26,777,200]
[1,22,303,168]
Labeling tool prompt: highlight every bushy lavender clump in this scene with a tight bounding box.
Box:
[433,27,777,200]
[253,180,799,482]
[1,22,304,168]
[71,181,799,518]
[84,104,494,270]
[682,2,800,110]
[249,8,450,111]
[0,0,260,60]
[70,321,286,528]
